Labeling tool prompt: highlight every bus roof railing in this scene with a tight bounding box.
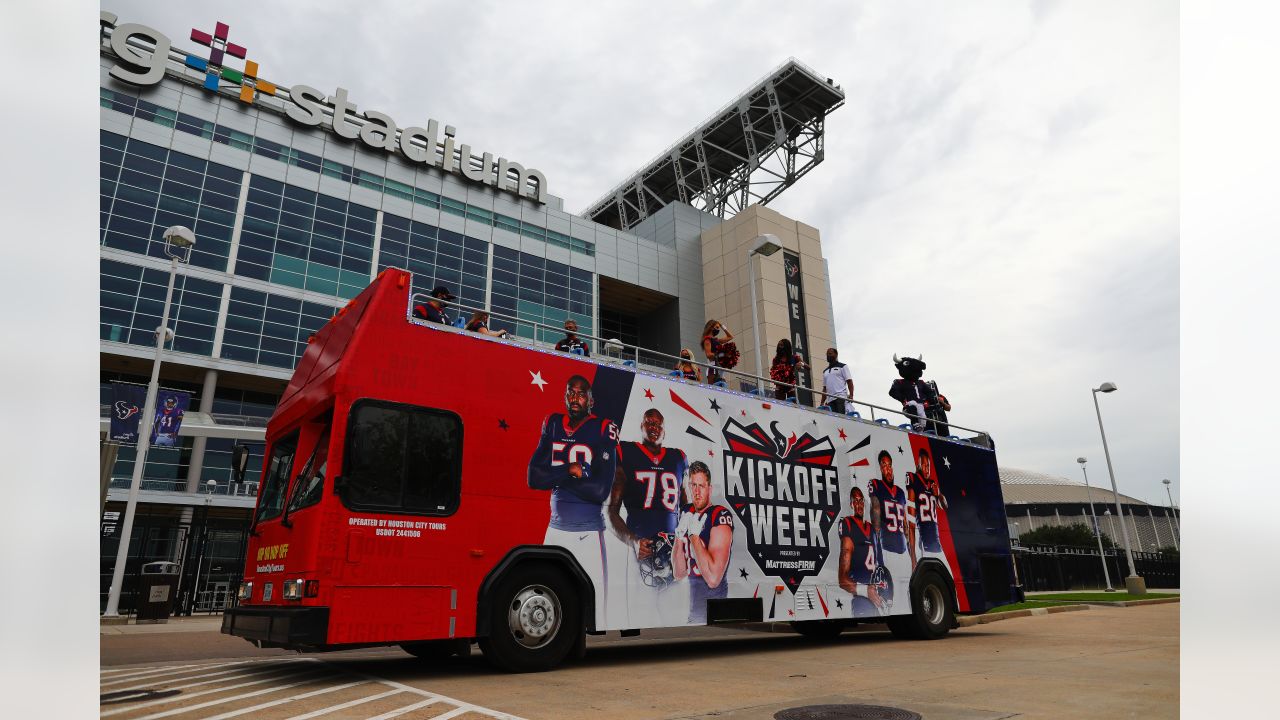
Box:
[406,291,992,446]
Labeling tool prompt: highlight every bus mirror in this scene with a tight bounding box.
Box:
[231,444,251,484]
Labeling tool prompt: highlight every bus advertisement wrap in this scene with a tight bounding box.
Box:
[519,357,1003,629]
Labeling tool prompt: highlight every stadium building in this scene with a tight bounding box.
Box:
[97,11,848,612]
[1000,468,1181,552]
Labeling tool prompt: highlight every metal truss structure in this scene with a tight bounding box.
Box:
[583,58,846,231]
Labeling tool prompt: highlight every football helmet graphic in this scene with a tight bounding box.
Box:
[638,532,676,589]
[163,395,178,409]
[870,564,895,614]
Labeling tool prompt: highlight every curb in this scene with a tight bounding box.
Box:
[1086,597,1180,608]
[959,603,1090,626]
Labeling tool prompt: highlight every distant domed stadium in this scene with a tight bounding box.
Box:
[998,467,1179,551]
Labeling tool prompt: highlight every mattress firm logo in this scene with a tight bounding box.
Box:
[102,12,547,204]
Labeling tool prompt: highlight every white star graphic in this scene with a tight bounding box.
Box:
[943,456,951,469]
[529,370,548,391]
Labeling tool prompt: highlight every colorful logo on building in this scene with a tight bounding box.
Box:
[183,21,276,103]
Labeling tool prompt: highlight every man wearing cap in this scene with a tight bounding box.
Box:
[413,285,456,325]
[554,319,590,356]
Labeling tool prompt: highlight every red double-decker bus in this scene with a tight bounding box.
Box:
[222,268,1020,671]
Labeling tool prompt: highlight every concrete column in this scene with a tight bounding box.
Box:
[1054,509,1062,527]
[183,369,219,493]
[1166,508,1179,550]
[1151,507,1163,548]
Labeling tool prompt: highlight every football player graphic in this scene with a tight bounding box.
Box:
[673,461,734,625]
[906,447,948,554]
[869,449,917,572]
[528,375,620,625]
[838,487,888,617]
[607,409,689,625]
[150,394,184,447]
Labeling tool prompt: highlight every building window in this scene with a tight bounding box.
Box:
[234,175,374,299]
[100,258,222,356]
[100,131,241,272]
[378,214,487,314]
[342,400,462,516]
[491,246,593,344]
[222,286,338,368]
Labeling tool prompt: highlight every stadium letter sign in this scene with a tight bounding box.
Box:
[102,12,547,204]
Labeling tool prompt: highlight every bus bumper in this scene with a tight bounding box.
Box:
[222,606,329,648]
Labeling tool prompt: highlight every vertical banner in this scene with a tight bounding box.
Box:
[150,390,191,447]
[109,381,147,443]
[783,251,814,406]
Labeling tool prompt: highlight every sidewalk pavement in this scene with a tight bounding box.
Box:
[100,614,224,635]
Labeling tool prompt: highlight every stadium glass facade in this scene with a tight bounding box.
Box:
[97,12,835,612]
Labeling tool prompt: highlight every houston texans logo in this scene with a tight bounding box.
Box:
[113,401,140,421]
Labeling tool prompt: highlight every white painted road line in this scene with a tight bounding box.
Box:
[133,673,339,720]
[281,688,404,720]
[107,661,315,695]
[199,680,369,720]
[100,662,218,679]
[100,662,238,685]
[102,662,291,692]
[364,697,441,720]
[334,667,526,720]
[100,667,328,717]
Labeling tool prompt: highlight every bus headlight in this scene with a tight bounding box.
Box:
[237,582,253,601]
[282,579,305,601]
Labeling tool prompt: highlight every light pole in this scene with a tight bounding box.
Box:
[104,226,195,617]
[748,234,783,392]
[1091,382,1145,594]
[1077,457,1114,591]
[1163,478,1180,550]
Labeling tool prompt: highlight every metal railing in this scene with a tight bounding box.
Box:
[409,294,992,444]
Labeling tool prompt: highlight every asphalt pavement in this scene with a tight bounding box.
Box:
[101,603,1179,719]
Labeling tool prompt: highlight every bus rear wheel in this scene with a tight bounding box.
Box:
[888,569,954,640]
[478,563,581,673]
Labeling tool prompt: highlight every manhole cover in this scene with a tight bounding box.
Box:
[775,705,923,720]
[100,689,182,705]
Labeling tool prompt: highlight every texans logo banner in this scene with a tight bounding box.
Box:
[109,382,147,443]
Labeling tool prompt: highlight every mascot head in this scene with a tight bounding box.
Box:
[893,354,926,381]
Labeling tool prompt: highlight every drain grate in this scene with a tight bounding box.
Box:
[100,689,183,705]
[775,704,923,720]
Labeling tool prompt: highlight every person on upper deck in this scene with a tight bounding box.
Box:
[701,320,738,385]
[769,338,807,400]
[466,310,509,339]
[821,347,855,414]
[412,285,454,325]
[555,319,591,356]
[675,348,702,382]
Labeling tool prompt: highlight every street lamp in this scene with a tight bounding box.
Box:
[1076,457,1114,591]
[1163,478,1180,551]
[748,234,783,392]
[104,226,196,617]
[1091,382,1146,594]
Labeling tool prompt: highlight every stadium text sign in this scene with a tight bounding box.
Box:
[102,12,547,204]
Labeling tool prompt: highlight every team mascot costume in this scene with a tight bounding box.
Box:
[889,354,950,434]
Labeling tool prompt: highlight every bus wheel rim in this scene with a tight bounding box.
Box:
[922,585,945,625]
[508,584,561,648]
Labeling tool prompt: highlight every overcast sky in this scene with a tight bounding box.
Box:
[107,0,1178,506]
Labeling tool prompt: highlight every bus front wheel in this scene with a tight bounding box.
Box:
[478,562,581,672]
[887,569,954,640]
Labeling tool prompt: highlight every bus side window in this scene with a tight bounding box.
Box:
[343,400,462,515]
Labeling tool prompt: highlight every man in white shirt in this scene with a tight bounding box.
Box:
[821,347,855,414]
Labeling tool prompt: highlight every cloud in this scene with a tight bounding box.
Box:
[104,0,1177,503]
